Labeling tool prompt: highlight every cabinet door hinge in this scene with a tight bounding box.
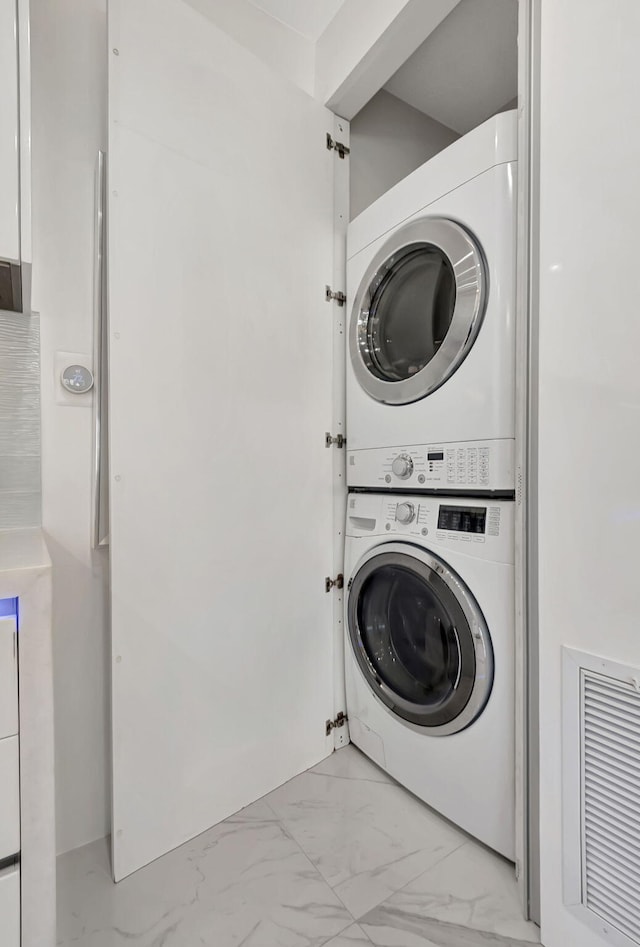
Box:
[326,133,350,159]
[325,573,344,593]
[326,711,348,736]
[325,432,346,449]
[325,285,347,306]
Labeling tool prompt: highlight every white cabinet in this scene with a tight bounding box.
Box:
[0,616,18,739]
[0,531,54,947]
[0,736,19,859]
[0,865,20,947]
[0,0,20,264]
[0,609,19,935]
[0,0,31,312]
[0,614,20,864]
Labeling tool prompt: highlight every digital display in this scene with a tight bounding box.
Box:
[427,451,444,461]
[437,505,487,534]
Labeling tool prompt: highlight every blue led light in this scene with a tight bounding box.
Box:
[0,598,18,620]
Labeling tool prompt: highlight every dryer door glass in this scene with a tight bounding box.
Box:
[366,247,455,382]
[350,219,486,406]
[348,550,493,733]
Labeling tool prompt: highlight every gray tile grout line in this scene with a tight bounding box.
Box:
[307,770,394,786]
[328,922,376,946]
[252,806,362,945]
[228,747,367,817]
[259,796,281,822]
[360,913,540,947]
[322,923,376,947]
[259,756,482,932]
[220,751,534,945]
[262,779,475,934]
[354,838,470,923]
[356,838,542,947]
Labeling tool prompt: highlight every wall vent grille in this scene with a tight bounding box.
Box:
[582,669,640,944]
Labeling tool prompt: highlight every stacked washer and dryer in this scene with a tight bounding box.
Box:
[343,110,518,860]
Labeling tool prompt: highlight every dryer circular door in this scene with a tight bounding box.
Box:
[347,543,493,734]
[349,219,487,405]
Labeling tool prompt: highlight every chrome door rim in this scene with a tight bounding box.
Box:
[349,218,487,405]
[347,542,494,735]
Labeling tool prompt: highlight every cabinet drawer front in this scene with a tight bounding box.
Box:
[0,865,20,947]
[0,737,19,860]
[0,616,18,740]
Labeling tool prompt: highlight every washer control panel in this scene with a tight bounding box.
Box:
[347,440,515,493]
[346,494,514,565]
[381,499,500,542]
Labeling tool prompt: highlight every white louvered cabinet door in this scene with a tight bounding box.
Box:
[582,672,640,945]
[563,647,640,947]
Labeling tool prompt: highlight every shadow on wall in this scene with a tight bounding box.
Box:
[45,534,110,855]
[30,0,109,855]
[349,90,459,220]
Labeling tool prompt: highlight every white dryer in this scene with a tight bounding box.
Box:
[346,111,517,494]
[344,491,514,859]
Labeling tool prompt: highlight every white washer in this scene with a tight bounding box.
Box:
[344,492,514,859]
[346,111,517,494]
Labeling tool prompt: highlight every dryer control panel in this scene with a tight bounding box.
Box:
[347,439,515,494]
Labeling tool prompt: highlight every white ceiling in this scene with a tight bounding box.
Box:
[247,0,347,40]
[385,0,518,135]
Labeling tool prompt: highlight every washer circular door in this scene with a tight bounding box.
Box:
[349,218,486,405]
[347,543,493,734]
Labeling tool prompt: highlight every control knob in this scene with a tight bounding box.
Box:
[391,454,413,479]
[395,502,416,525]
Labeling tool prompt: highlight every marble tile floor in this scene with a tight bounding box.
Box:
[57,745,540,947]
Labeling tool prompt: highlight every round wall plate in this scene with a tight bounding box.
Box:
[61,364,94,394]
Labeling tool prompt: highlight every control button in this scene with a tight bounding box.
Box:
[385,522,391,531]
[418,474,425,484]
[395,502,415,525]
[391,454,414,479]
[421,527,428,536]
[385,474,392,483]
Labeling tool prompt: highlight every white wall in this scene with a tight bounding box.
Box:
[349,89,458,219]
[30,0,110,855]
[184,0,314,94]
[316,0,460,119]
[0,0,20,264]
[536,1,640,945]
[385,0,518,136]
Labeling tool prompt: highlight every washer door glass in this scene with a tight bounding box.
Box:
[348,549,493,733]
[350,219,486,406]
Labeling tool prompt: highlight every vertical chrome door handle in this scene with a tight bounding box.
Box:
[92,150,109,548]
